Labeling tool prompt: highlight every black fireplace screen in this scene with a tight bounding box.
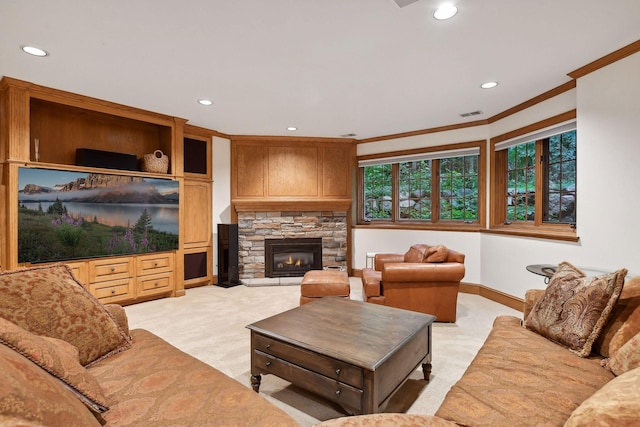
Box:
[265,238,322,277]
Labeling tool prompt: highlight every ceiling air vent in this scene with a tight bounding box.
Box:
[460,110,483,118]
[340,133,357,138]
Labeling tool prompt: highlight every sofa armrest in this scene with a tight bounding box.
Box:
[373,253,404,271]
[523,289,546,320]
[104,304,130,338]
[381,262,465,282]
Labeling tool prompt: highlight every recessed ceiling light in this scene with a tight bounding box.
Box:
[480,81,499,89]
[286,127,297,131]
[198,99,213,106]
[21,45,48,57]
[433,3,458,20]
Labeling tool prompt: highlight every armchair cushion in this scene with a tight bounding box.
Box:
[425,245,448,263]
[404,244,429,263]
[403,244,449,263]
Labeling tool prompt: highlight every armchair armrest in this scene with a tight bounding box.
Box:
[381,262,465,282]
[374,253,404,271]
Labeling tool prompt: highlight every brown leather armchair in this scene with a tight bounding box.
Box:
[361,244,465,322]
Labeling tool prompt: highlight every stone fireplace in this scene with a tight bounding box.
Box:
[237,210,347,286]
[264,237,322,278]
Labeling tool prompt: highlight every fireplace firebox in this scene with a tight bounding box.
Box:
[265,238,322,278]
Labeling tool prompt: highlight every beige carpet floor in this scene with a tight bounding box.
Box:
[124,279,521,426]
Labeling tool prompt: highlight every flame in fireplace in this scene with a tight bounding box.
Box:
[280,256,303,268]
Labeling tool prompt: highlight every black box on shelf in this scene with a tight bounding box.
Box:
[76,148,138,171]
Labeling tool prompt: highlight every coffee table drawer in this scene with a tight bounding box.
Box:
[254,350,362,410]
[253,334,363,388]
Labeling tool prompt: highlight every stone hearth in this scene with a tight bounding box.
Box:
[237,211,347,286]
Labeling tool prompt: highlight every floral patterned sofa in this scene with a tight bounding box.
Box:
[317,262,640,427]
[0,264,299,426]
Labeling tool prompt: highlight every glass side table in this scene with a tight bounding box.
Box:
[526,264,557,284]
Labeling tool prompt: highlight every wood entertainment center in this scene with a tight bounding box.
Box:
[0,77,213,305]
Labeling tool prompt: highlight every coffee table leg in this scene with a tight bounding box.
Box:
[251,374,262,392]
[422,323,433,381]
[422,362,432,381]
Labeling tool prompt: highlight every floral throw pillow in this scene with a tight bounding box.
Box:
[524,262,627,357]
[0,264,131,366]
[0,317,108,412]
[0,343,102,427]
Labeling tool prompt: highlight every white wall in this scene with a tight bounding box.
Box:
[212,136,231,276]
[354,51,640,298]
[210,52,639,296]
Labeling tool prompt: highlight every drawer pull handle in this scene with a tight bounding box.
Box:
[335,390,341,396]
[110,267,115,272]
[265,344,271,349]
[111,290,115,294]
[266,361,271,367]
[154,283,158,287]
[154,262,158,267]
[335,368,341,375]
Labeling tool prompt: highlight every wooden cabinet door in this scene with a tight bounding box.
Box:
[183,180,212,249]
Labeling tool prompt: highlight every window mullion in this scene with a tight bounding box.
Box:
[432,159,440,223]
[534,140,544,226]
[392,163,399,222]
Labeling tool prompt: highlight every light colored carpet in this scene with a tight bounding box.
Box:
[124,279,521,426]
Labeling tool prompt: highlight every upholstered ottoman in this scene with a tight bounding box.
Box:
[300,270,350,305]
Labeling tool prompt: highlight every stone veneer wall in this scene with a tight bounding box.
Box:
[237,211,347,282]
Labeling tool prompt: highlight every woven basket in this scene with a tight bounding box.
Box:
[141,150,169,173]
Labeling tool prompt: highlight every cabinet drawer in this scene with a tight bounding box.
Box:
[89,278,134,303]
[253,350,362,410]
[253,334,363,388]
[137,273,173,296]
[89,257,133,283]
[63,261,88,285]
[136,253,173,276]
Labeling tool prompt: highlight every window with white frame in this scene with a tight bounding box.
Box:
[490,115,577,238]
[359,142,483,226]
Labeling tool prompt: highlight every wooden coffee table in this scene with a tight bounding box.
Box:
[247,297,435,415]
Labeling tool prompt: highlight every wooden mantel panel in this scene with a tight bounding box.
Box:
[232,138,354,208]
[267,146,319,197]
[322,145,354,197]
[233,199,352,212]
[234,143,266,197]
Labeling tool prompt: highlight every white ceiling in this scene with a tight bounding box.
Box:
[2,0,640,140]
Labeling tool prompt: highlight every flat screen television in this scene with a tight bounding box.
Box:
[18,167,179,263]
